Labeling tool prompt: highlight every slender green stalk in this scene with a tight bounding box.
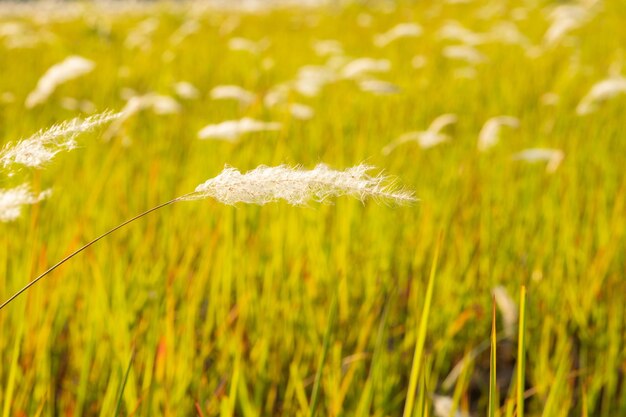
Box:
[489,296,497,417]
[309,295,337,417]
[517,286,527,417]
[113,349,135,417]
[403,234,441,417]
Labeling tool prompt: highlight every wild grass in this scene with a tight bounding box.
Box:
[1,0,625,416]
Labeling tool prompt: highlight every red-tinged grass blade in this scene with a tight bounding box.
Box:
[309,295,338,417]
[403,234,442,417]
[489,296,498,417]
[581,384,588,417]
[517,286,527,417]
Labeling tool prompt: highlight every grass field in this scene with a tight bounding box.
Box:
[1,0,625,416]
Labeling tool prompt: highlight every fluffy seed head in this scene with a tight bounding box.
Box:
[1,110,121,171]
[25,55,95,108]
[182,164,416,206]
[0,184,51,222]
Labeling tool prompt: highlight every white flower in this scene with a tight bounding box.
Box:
[174,81,200,100]
[25,55,95,108]
[312,39,343,56]
[442,45,486,64]
[210,85,256,105]
[512,148,564,173]
[197,118,281,142]
[478,116,519,151]
[182,164,415,206]
[288,103,315,120]
[341,58,391,79]
[576,76,626,115]
[228,37,269,54]
[383,114,457,154]
[1,111,120,170]
[374,23,422,47]
[358,79,400,95]
[492,286,518,338]
[0,184,51,222]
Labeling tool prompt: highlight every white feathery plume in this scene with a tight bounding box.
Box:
[358,79,400,95]
[442,45,486,64]
[492,286,518,338]
[210,85,256,106]
[197,117,281,142]
[181,164,416,206]
[383,114,457,154]
[174,81,200,100]
[477,116,519,152]
[0,184,51,222]
[0,163,415,308]
[438,21,486,46]
[293,65,338,97]
[374,23,422,47]
[576,76,626,115]
[1,111,121,170]
[228,37,269,55]
[25,55,95,108]
[432,395,468,417]
[312,39,343,57]
[543,4,591,47]
[341,58,391,79]
[288,103,315,120]
[125,17,159,51]
[169,19,201,46]
[512,148,564,173]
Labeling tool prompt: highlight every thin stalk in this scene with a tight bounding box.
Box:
[488,296,497,417]
[0,194,191,311]
[113,348,136,417]
[516,286,527,417]
[309,294,338,417]
[402,233,441,417]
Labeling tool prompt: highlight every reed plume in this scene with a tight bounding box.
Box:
[1,110,121,171]
[0,163,414,310]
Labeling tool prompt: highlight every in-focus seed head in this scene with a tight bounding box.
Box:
[182,164,416,206]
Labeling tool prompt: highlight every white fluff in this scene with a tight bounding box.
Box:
[25,55,95,108]
[0,184,51,222]
[383,114,458,154]
[1,111,120,170]
[512,148,564,173]
[210,85,256,105]
[182,164,415,206]
[576,76,626,115]
[442,45,486,64]
[197,118,281,142]
[478,116,519,151]
[341,58,391,79]
[374,23,422,47]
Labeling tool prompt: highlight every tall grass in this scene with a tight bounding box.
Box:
[1,1,625,416]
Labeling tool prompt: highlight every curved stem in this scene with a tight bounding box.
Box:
[0,194,191,311]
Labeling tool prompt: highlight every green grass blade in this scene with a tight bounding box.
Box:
[517,286,527,417]
[113,349,135,417]
[309,294,337,417]
[403,235,441,417]
[489,296,498,417]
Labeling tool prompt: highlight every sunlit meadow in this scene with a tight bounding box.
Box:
[1,0,625,416]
